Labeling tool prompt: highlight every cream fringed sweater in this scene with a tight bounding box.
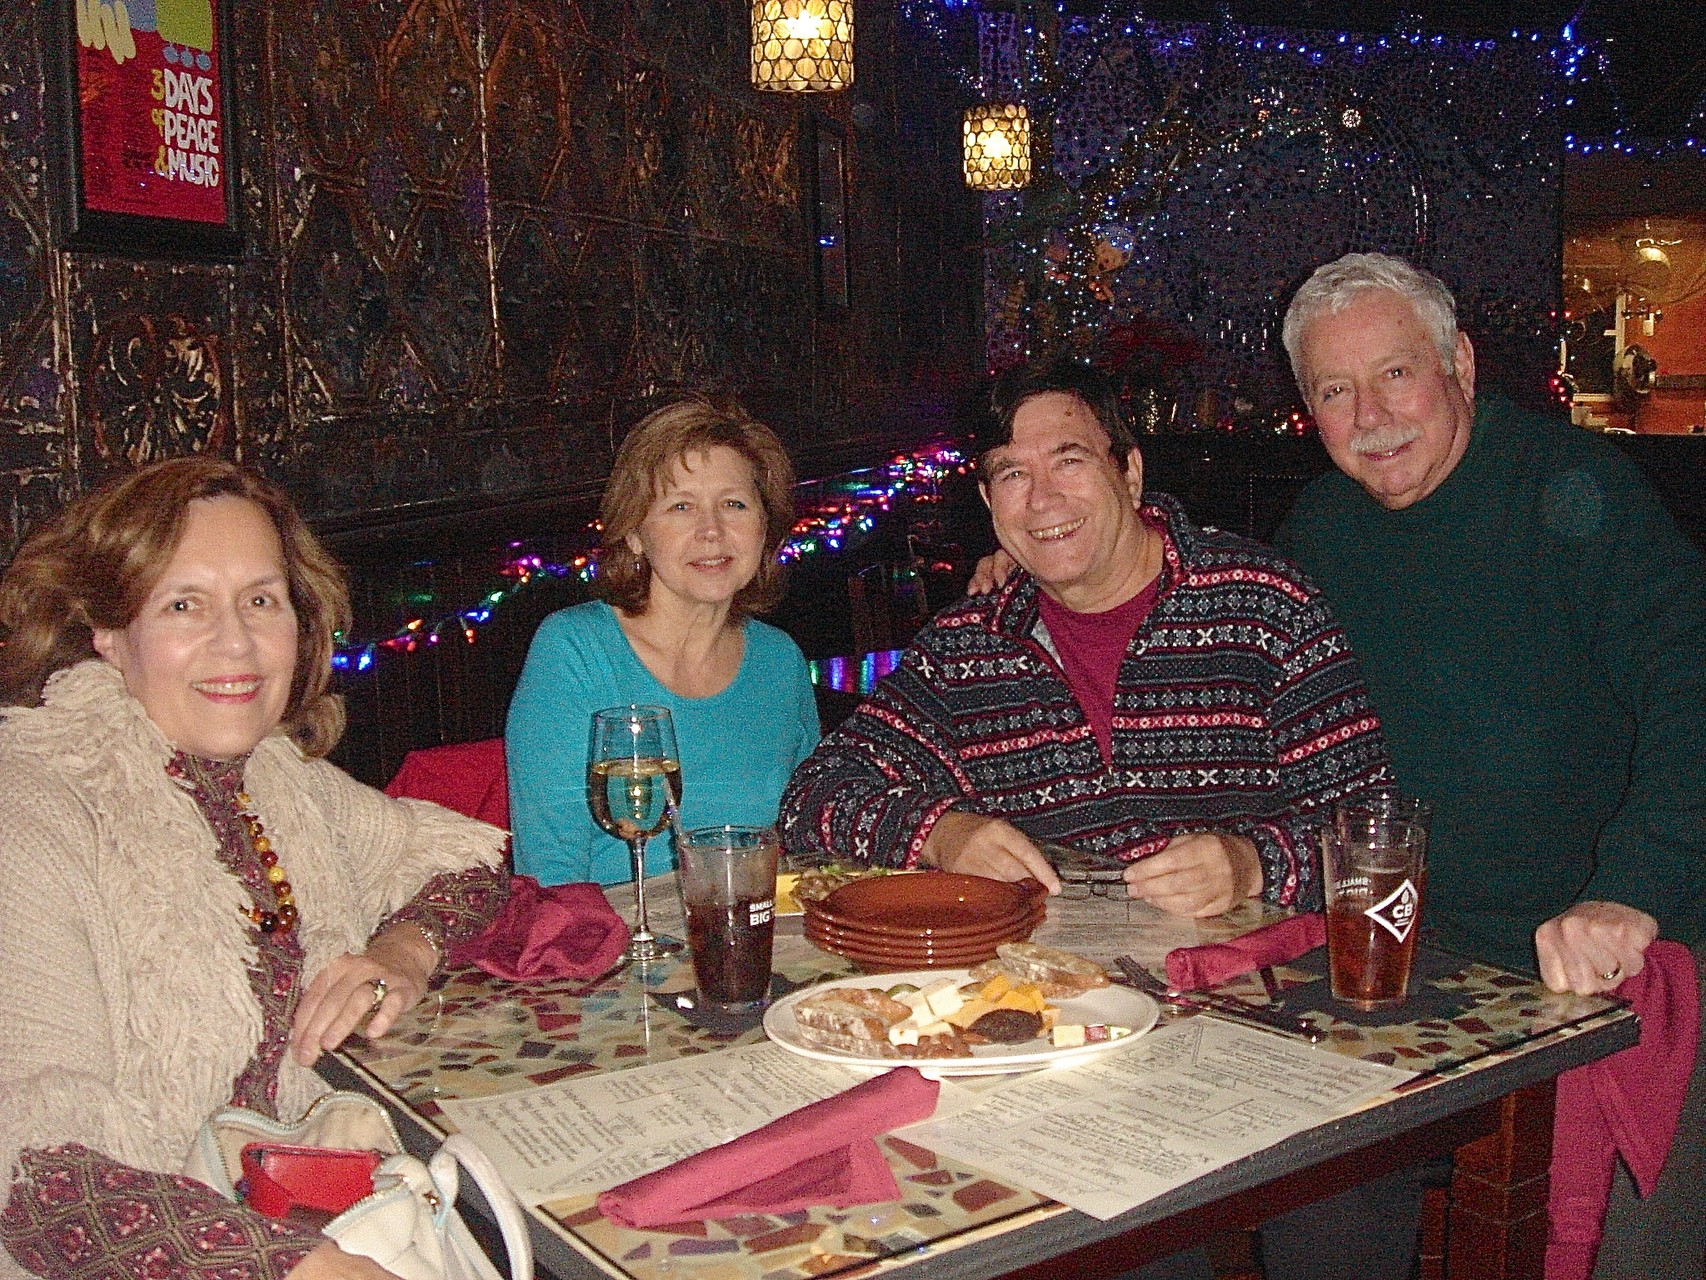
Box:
[0,661,508,1266]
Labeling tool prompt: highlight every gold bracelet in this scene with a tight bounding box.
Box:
[406,919,443,971]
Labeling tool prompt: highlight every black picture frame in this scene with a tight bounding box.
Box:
[808,114,849,311]
[45,0,244,260]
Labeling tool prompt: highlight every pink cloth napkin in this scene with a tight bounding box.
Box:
[384,737,510,829]
[447,876,629,981]
[598,1066,940,1228]
[1165,912,1328,991]
[1545,940,1700,1280]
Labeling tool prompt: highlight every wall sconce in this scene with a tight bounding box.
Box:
[963,103,1031,190]
[751,1,853,93]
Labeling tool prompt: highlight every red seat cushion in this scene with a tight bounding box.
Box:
[383,737,509,829]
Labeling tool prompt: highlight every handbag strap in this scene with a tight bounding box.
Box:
[187,1091,405,1199]
[433,1134,534,1280]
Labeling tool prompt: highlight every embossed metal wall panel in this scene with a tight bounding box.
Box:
[0,1,981,557]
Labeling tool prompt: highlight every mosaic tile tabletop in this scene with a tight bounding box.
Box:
[337,877,1631,1280]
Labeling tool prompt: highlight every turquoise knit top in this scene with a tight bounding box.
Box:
[506,601,820,887]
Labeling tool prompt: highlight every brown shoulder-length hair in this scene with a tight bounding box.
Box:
[593,396,797,617]
[0,457,352,757]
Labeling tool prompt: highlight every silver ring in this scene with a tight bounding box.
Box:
[1599,965,1621,983]
[367,978,388,1014]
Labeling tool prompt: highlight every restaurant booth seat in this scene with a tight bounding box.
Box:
[325,487,918,787]
[848,560,931,655]
[384,737,510,831]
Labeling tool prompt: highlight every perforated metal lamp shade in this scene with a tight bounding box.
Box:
[751,1,854,93]
[964,103,1032,190]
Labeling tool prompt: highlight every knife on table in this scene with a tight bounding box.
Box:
[1115,956,1325,1043]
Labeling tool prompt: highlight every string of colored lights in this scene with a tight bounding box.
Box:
[329,443,968,674]
[900,2,1706,158]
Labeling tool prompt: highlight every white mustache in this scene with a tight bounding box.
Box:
[1351,425,1421,456]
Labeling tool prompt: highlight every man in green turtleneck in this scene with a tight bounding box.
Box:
[1275,251,1704,1279]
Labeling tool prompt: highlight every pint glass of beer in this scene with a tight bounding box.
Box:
[1322,791,1431,1009]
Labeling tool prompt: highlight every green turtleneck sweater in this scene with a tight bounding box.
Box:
[1277,396,1706,972]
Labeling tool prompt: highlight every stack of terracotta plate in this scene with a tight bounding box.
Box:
[802,872,1047,971]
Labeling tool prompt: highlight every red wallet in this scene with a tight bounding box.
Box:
[239,1143,383,1219]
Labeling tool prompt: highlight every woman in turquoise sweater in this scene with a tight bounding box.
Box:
[507,398,819,886]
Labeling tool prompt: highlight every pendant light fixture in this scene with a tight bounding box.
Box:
[751,0,854,93]
[964,103,1032,190]
[964,2,1032,190]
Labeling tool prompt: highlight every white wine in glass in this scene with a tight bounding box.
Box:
[588,705,683,962]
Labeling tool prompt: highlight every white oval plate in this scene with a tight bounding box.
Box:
[763,969,1160,1077]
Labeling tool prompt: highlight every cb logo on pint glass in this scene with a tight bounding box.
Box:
[1365,878,1419,943]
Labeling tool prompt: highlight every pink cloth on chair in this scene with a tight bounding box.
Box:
[447,877,629,982]
[387,743,626,980]
[1545,940,1700,1280]
[1164,912,1328,991]
[598,1067,940,1228]
[383,738,510,829]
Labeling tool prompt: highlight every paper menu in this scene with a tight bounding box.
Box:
[438,1020,1411,1221]
[909,1018,1415,1220]
[438,1041,979,1205]
[1033,893,1283,969]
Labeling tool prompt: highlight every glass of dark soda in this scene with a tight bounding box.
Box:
[677,826,779,1016]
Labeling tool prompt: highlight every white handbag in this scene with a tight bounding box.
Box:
[186,1091,533,1280]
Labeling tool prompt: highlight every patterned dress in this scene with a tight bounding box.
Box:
[1,752,508,1280]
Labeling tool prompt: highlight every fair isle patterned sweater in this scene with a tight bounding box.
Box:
[778,493,1390,908]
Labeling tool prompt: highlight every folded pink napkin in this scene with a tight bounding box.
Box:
[1165,912,1328,991]
[598,1066,940,1228]
[1545,940,1700,1280]
[447,876,629,981]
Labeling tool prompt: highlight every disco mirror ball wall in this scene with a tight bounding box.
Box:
[980,16,1563,429]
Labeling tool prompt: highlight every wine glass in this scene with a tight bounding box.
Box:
[588,705,684,963]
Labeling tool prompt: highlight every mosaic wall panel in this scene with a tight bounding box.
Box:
[0,2,980,557]
[982,18,1564,426]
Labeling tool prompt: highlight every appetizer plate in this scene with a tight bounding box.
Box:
[763,969,1160,1077]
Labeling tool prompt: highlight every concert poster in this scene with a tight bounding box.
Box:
[56,0,242,257]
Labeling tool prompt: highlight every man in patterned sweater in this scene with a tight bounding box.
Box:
[779,357,1389,916]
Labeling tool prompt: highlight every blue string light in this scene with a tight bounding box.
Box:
[330,445,968,674]
[901,2,1706,157]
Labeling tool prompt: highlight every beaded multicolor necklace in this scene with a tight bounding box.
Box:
[167,753,299,937]
[235,789,298,935]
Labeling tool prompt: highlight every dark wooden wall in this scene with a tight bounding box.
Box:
[325,429,1706,788]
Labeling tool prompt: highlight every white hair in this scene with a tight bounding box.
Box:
[1282,252,1460,395]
